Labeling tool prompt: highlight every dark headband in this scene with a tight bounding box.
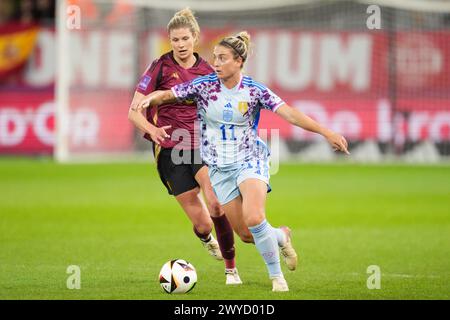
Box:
[219,37,246,61]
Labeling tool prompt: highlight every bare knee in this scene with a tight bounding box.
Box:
[244,212,265,228]
[207,199,223,218]
[201,187,223,218]
[242,200,266,227]
[176,189,213,235]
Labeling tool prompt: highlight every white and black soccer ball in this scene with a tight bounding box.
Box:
[159,259,197,294]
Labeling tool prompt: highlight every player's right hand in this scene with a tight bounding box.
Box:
[326,132,350,155]
[149,125,171,145]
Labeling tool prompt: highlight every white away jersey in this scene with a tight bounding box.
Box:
[171,73,285,170]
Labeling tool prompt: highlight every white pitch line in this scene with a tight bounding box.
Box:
[348,273,442,279]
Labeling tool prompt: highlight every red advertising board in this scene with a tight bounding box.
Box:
[0,91,54,154]
[0,90,134,154]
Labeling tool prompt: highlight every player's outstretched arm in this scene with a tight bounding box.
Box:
[128,91,171,145]
[276,104,350,154]
[132,90,176,111]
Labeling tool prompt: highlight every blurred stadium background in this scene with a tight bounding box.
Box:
[1,0,450,300]
[0,0,449,162]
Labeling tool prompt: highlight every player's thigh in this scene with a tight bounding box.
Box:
[193,165,212,192]
[175,187,212,230]
[222,196,253,243]
[193,165,223,218]
[238,178,268,227]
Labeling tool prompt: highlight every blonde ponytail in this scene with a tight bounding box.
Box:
[218,31,251,67]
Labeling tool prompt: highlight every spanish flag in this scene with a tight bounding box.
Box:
[0,24,39,80]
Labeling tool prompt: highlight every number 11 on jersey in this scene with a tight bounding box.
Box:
[220,124,237,141]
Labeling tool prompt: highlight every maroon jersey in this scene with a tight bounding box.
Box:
[135,51,213,149]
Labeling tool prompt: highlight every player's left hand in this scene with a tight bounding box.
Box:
[326,132,350,155]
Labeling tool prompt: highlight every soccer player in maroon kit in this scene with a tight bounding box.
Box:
[128,8,242,284]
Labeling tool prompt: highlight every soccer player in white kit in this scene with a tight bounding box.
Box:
[134,31,350,292]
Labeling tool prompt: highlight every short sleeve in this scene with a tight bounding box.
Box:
[135,59,162,95]
[171,77,204,102]
[257,85,285,112]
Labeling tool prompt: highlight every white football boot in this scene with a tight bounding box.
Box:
[279,226,298,271]
[201,235,223,260]
[272,276,289,292]
[225,268,243,285]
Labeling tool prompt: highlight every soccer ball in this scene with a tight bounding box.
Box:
[159,259,197,294]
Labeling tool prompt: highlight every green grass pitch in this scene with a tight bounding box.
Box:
[1,159,449,300]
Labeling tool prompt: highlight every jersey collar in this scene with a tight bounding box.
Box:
[220,73,243,93]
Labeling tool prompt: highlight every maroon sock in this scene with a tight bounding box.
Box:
[193,226,212,242]
[211,215,236,269]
